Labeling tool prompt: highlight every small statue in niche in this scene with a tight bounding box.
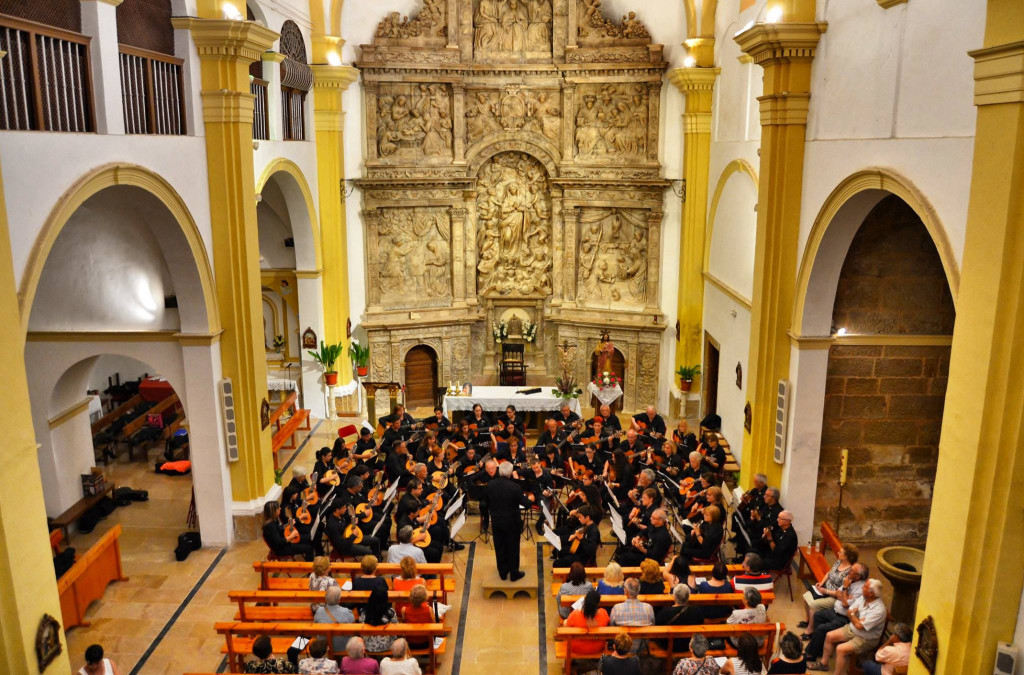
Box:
[594,331,614,374]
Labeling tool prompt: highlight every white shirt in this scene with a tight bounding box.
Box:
[834,579,864,617]
[387,542,427,564]
[380,657,422,675]
[849,596,887,641]
[79,660,113,675]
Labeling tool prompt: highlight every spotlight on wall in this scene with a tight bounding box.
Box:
[683,55,696,68]
[222,1,243,21]
[164,295,178,309]
[326,51,342,67]
[836,327,847,336]
[765,6,783,23]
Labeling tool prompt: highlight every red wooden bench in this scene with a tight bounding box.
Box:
[270,391,311,469]
[798,521,842,582]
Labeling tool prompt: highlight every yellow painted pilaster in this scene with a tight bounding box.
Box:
[312,63,359,382]
[911,12,1024,674]
[175,17,279,500]
[0,163,69,672]
[735,17,825,487]
[668,67,719,379]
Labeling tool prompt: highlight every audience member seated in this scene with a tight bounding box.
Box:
[392,556,424,615]
[245,636,296,674]
[804,562,868,661]
[341,637,380,675]
[599,632,642,675]
[655,584,704,650]
[731,553,774,593]
[727,588,768,647]
[309,556,340,613]
[638,558,666,595]
[671,634,720,675]
[680,506,724,560]
[380,639,421,675]
[610,578,655,627]
[557,562,594,619]
[695,561,733,621]
[363,586,399,654]
[756,510,797,572]
[316,587,355,653]
[809,579,887,674]
[860,622,912,675]
[386,526,427,565]
[299,637,338,674]
[564,590,611,669]
[598,561,625,595]
[400,585,435,649]
[720,634,766,674]
[801,544,859,631]
[663,555,697,590]
[80,644,122,675]
[766,633,806,674]
[352,555,390,593]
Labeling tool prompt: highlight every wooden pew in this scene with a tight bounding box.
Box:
[269,391,311,469]
[215,621,451,673]
[121,393,180,460]
[57,524,129,630]
[557,591,776,613]
[47,481,116,544]
[89,394,143,436]
[554,623,784,674]
[252,561,456,603]
[798,521,842,582]
[228,589,443,622]
[550,564,744,598]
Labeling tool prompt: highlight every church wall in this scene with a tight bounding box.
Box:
[87,355,154,395]
[700,282,750,464]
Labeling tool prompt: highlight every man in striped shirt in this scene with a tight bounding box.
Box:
[732,553,775,593]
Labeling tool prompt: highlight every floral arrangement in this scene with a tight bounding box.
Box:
[592,370,622,389]
[522,321,538,343]
[552,375,583,400]
[272,334,285,351]
[492,320,509,344]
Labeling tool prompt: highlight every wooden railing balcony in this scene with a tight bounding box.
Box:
[250,77,268,140]
[282,86,305,141]
[0,15,94,132]
[118,45,184,135]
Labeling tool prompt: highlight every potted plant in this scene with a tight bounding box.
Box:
[552,375,583,400]
[308,340,343,386]
[348,340,370,378]
[676,364,701,392]
[272,334,285,353]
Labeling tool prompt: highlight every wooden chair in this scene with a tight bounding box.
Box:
[774,550,798,600]
[499,343,526,386]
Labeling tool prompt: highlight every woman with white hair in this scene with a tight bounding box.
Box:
[340,637,379,674]
[380,639,421,675]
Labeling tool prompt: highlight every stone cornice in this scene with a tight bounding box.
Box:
[734,22,828,66]
[970,40,1024,106]
[261,51,286,63]
[667,67,721,94]
[876,0,908,7]
[312,64,359,90]
[171,17,278,61]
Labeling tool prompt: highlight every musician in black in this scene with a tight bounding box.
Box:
[680,505,723,561]
[261,501,314,561]
[501,405,526,438]
[497,435,528,470]
[525,457,555,534]
[616,508,671,566]
[354,427,381,463]
[472,459,498,532]
[540,443,564,473]
[573,444,602,476]
[700,432,727,478]
[423,406,452,439]
[381,404,416,427]
[625,486,659,540]
[739,486,782,556]
[632,405,667,438]
[586,404,621,433]
[281,467,317,545]
[537,418,566,448]
[605,449,634,511]
[549,402,581,428]
[395,478,446,562]
[553,506,600,568]
[381,417,406,453]
[312,448,334,497]
[325,481,379,558]
[732,473,768,549]
[386,440,415,487]
[680,450,705,482]
[618,428,646,460]
[485,461,534,581]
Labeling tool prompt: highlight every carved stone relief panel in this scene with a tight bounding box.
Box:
[474,0,553,58]
[574,84,649,162]
[465,87,561,147]
[576,207,649,309]
[476,151,552,296]
[576,0,650,41]
[376,83,453,162]
[374,207,452,309]
[376,0,447,41]
[367,324,474,388]
[635,341,658,405]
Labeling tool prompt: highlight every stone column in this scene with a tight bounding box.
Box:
[645,210,663,310]
[646,82,662,163]
[667,66,719,374]
[363,81,379,162]
[0,157,70,674]
[363,209,383,309]
[295,271,327,418]
[262,52,286,141]
[734,17,826,487]
[80,0,125,135]
[172,17,278,502]
[563,206,579,304]
[912,21,1024,675]
[452,83,466,162]
[450,207,468,306]
[463,190,479,303]
[312,64,359,383]
[562,83,576,159]
[550,186,564,305]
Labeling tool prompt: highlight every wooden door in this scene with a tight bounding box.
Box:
[404,346,437,408]
[703,333,720,418]
[590,348,626,412]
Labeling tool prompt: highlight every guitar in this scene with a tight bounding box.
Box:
[302,472,320,506]
[343,503,364,545]
[284,508,301,544]
[633,419,665,441]
[412,491,444,547]
[568,525,586,553]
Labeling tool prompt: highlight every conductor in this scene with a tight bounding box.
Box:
[486,461,534,581]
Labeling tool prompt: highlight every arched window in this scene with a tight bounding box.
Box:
[279,20,310,141]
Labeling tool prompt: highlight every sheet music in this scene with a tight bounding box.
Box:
[605,480,620,508]
[657,470,681,491]
[371,503,392,538]
[541,500,555,529]
[543,524,562,551]
[449,511,467,540]
[383,480,399,503]
[445,493,464,520]
[611,518,627,545]
[669,521,684,544]
[362,420,375,433]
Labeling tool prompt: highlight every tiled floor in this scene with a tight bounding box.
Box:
[61,414,896,674]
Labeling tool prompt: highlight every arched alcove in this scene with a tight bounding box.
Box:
[590,347,626,412]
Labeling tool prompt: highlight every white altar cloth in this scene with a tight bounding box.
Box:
[442,385,582,417]
[586,382,623,407]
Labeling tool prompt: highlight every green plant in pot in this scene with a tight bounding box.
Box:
[676,364,701,392]
[309,340,343,386]
[348,340,370,378]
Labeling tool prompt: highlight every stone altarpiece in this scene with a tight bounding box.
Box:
[359,0,668,410]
